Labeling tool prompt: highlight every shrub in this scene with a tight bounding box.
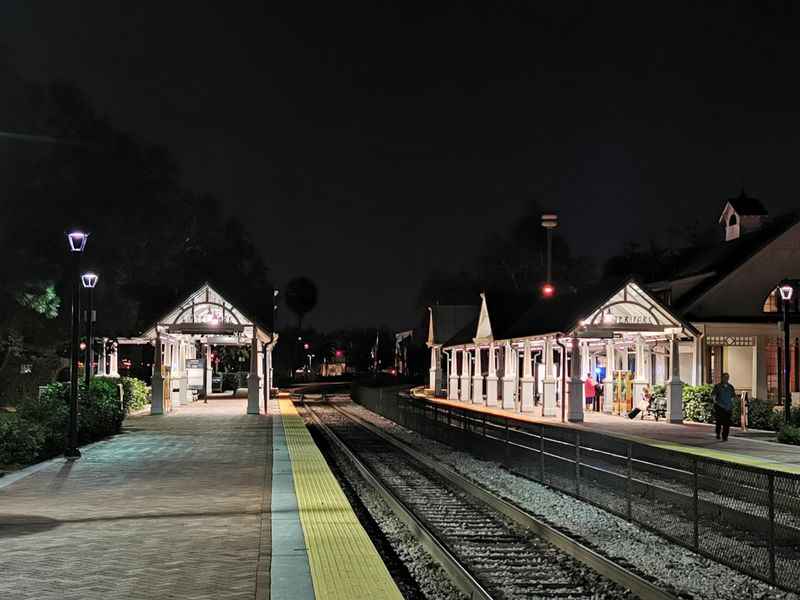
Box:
[778,424,800,445]
[79,377,125,443]
[16,383,70,456]
[121,377,150,412]
[0,414,45,466]
[682,384,714,423]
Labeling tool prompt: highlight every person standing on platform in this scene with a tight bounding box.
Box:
[584,373,596,411]
[712,372,736,441]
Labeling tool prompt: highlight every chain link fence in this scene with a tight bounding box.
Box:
[352,385,800,593]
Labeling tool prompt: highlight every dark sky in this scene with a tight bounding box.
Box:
[2,2,800,330]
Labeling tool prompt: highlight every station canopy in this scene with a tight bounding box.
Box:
[123,282,274,345]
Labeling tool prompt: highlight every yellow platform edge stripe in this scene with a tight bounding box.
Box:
[279,399,404,600]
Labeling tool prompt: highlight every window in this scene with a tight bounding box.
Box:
[764,290,779,313]
[728,213,738,226]
[764,289,799,313]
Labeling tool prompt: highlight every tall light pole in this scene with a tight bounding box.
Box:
[541,213,558,297]
[66,231,89,460]
[81,272,99,389]
[779,281,794,423]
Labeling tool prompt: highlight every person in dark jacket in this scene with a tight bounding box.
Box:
[711,372,736,441]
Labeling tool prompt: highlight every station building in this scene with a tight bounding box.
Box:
[427,194,800,421]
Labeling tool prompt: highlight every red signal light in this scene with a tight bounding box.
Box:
[335,349,343,357]
[303,343,310,350]
[542,283,555,298]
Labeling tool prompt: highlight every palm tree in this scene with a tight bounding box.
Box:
[285,276,318,330]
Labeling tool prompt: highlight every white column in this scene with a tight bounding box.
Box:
[472,346,484,404]
[603,340,615,413]
[97,338,107,376]
[247,333,261,415]
[666,334,684,423]
[429,346,439,392]
[542,337,556,416]
[108,343,119,377]
[502,342,516,410]
[753,335,766,401]
[448,350,460,400]
[151,332,164,415]
[460,348,471,402]
[175,341,188,407]
[633,336,648,406]
[521,340,534,412]
[581,341,590,381]
[486,343,498,406]
[568,336,584,422]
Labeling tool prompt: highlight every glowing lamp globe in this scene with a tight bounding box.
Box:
[81,272,99,289]
[67,231,89,253]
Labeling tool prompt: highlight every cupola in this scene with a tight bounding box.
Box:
[719,190,767,241]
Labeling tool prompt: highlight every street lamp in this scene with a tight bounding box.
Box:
[779,281,795,422]
[66,231,89,460]
[82,272,98,389]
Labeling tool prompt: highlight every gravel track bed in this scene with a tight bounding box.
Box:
[333,395,798,600]
[308,401,633,600]
[299,405,465,600]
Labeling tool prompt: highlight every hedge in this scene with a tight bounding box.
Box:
[1,376,148,468]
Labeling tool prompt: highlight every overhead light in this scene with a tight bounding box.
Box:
[67,231,89,252]
[81,272,99,289]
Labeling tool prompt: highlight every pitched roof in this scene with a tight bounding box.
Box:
[672,212,800,310]
[429,305,479,345]
[726,191,768,216]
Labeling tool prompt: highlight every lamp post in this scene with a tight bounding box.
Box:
[541,213,558,297]
[779,281,794,422]
[66,231,89,460]
[81,272,98,389]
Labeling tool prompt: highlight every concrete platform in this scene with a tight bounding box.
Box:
[0,396,402,599]
[414,390,800,473]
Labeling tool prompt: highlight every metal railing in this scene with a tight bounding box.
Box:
[351,386,800,594]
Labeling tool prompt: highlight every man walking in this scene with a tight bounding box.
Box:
[712,372,736,441]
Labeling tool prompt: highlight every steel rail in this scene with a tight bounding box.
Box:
[325,398,678,600]
[299,396,494,600]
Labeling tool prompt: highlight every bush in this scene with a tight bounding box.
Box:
[0,414,45,466]
[682,384,714,423]
[16,383,70,456]
[778,424,800,445]
[121,377,150,412]
[79,377,125,443]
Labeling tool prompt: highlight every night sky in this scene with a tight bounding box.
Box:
[2,2,800,331]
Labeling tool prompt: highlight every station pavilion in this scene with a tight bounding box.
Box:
[119,282,277,415]
[430,279,698,423]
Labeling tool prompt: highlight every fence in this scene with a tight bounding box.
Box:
[352,385,800,593]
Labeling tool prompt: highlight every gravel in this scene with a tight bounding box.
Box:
[334,395,799,600]
[300,404,466,600]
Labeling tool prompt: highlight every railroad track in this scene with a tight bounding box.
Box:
[297,394,676,600]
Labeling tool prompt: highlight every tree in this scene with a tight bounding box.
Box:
[285,277,318,330]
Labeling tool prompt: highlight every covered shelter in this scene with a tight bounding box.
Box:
[120,282,277,415]
[437,279,698,424]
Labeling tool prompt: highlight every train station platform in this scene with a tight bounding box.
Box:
[412,388,800,474]
[0,396,402,599]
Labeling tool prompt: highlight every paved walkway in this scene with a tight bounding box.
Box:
[1,395,403,599]
[0,398,272,600]
[414,389,800,473]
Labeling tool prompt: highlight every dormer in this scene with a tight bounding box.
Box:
[719,190,767,241]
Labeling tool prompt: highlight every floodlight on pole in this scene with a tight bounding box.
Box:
[541,214,558,297]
